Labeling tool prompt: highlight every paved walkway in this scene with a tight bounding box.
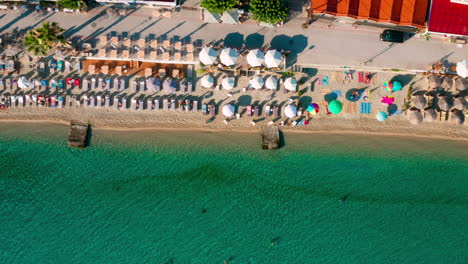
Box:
[0,6,466,71]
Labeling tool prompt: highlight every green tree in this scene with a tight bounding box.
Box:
[58,0,86,10]
[200,0,238,14]
[250,0,288,25]
[24,22,66,56]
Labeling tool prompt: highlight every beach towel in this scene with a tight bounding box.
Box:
[322,76,329,87]
[360,102,371,114]
[317,75,323,86]
[358,72,365,83]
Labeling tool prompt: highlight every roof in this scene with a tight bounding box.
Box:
[427,0,468,36]
[311,0,429,28]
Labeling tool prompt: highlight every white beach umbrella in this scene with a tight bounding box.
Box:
[201,75,214,88]
[284,104,297,118]
[222,77,235,90]
[456,60,468,78]
[18,76,30,89]
[250,76,264,89]
[220,48,238,66]
[284,77,297,92]
[222,104,235,117]
[199,47,218,65]
[265,76,278,90]
[246,49,265,67]
[265,49,282,68]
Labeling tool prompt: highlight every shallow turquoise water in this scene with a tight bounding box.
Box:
[0,123,467,264]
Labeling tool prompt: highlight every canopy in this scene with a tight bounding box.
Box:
[384,80,402,91]
[250,76,264,89]
[376,111,388,121]
[454,97,466,111]
[265,76,278,90]
[246,49,265,67]
[199,47,218,65]
[222,77,235,90]
[222,104,235,117]
[284,104,297,118]
[201,75,214,88]
[265,50,282,68]
[424,108,437,122]
[18,76,30,89]
[163,78,177,91]
[450,110,465,125]
[412,95,427,109]
[284,77,297,91]
[220,48,238,66]
[441,76,453,90]
[437,96,452,111]
[328,100,342,114]
[455,77,467,91]
[408,110,423,125]
[456,60,468,78]
[427,75,442,89]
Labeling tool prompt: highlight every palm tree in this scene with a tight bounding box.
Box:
[24,22,66,56]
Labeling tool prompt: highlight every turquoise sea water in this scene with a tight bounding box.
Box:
[0,123,467,264]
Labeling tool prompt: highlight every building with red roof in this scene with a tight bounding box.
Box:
[427,0,468,36]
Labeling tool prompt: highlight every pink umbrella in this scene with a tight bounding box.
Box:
[381,96,395,105]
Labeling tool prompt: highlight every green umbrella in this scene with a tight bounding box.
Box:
[328,100,342,114]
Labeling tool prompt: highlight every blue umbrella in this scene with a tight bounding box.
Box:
[41,80,47,86]
[377,111,388,121]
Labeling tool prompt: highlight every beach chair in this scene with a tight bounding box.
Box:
[171,99,176,111]
[57,80,64,89]
[246,105,252,116]
[82,78,89,90]
[211,105,216,117]
[131,99,137,111]
[9,96,16,107]
[185,100,190,112]
[131,80,137,92]
[120,79,126,90]
[105,78,110,90]
[74,78,81,88]
[113,78,119,91]
[31,95,37,107]
[273,106,279,117]
[66,78,73,89]
[138,100,144,111]
[96,96,102,108]
[193,101,198,112]
[57,61,63,72]
[154,78,161,92]
[91,78,96,90]
[202,104,207,115]
[39,62,45,74]
[121,98,127,110]
[25,94,31,107]
[154,99,160,111]
[5,78,11,90]
[98,78,103,90]
[187,82,192,94]
[50,60,57,73]
[17,95,24,107]
[146,78,154,92]
[58,96,64,108]
[265,105,270,116]
[254,106,259,117]
[12,79,18,90]
[147,99,152,111]
[139,80,145,92]
[163,99,168,110]
[180,81,186,93]
[113,98,119,110]
[89,96,95,108]
[82,95,88,107]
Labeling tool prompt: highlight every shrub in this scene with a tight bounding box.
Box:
[250,0,288,25]
[200,0,237,14]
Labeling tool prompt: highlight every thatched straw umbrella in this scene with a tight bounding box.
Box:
[455,77,467,91]
[412,95,427,109]
[453,97,467,111]
[427,75,442,89]
[437,96,452,111]
[408,109,423,125]
[450,110,465,125]
[441,76,453,90]
[423,108,437,122]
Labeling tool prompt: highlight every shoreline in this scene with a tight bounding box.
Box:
[1,117,467,142]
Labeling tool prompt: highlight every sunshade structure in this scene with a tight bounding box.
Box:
[307,103,320,114]
[437,96,453,111]
[450,110,465,125]
[424,108,438,122]
[383,80,402,92]
[222,104,235,117]
[455,77,468,91]
[199,47,218,65]
[201,74,214,88]
[265,50,282,68]
[246,49,265,67]
[427,75,442,89]
[328,100,342,114]
[284,104,297,118]
[250,76,264,89]
[18,76,30,89]
[220,48,238,66]
[408,109,423,125]
[412,95,427,109]
[441,76,453,90]
[456,60,468,78]
[163,78,177,92]
[454,97,467,111]
[284,77,297,92]
[376,111,388,121]
[222,77,235,90]
[265,76,278,90]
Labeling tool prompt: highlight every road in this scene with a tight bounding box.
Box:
[0,6,466,71]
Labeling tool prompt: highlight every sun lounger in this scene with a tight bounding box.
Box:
[113,78,119,91]
[139,80,145,92]
[96,96,102,108]
[98,78,103,90]
[187,82,192,94]
[12,79,18,90]
[5,78,11,90]
[65,95,71,108]
[50,96,57,108]
[147,99,152,111]
[58,96,64,108]
[171,99,176,111]
[180,81,186,93]
[211,105,216,117]
[9,96,16,107]
[57,61,63,72]
[39,62,45,73]
[273,106,279,117]
[138,100,144,111]
[112,98,118,110]
[132,80,137,92]
[360,102,371,114]
[153,78,161,92]
[81,78,88,90]
[25,94,31,107]
[202,104,207,115]
[121,98,127,110]
[17,95,23,107]
[246,105,252,116]
[193,101,198,112]
[147,78,154,92]
[154,99,159,111]
[185,100,190,112]
[90,96,96,108]
[131,99,137,111]
[254,106,259,117]
[0,79,4,90]
[120,79,126,90]
[163,99,168,110]
[82,95,88,107]
[265,105,270,116]
[178,99,183,111]
[91,78,96,90]
[50,60,57,73]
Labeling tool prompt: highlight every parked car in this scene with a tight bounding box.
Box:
[380,30,405,43]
